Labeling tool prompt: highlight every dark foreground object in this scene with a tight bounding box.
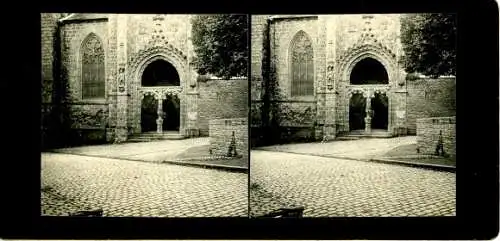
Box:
[69,209,104,217]
[260,207,305,218]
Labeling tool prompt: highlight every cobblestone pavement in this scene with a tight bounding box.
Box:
[53,137,210,163]
[41,152,247,217]
[257,136,416,160]
[250,150,456,217]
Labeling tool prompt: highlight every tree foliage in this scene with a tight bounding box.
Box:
[400,13,456,78]
[191,14,248,79]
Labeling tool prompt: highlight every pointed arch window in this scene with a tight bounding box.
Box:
[290,31,314,97]
[81,33,105,99]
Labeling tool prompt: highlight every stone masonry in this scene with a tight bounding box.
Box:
[209,118,248,160]
[41,14,248,147]
[251,14,407,143]
[251,14,456,144]
[198,78,248,136]
[416,116,456,158]
[407,77,456,134]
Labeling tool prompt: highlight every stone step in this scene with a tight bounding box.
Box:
[127,133,185,142]
[336,131,393,140]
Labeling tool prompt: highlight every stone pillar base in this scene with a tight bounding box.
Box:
[365,117,372,134]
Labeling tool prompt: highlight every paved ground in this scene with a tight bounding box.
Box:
[41,152,248,217]
[53,137,210,163]
[250,150,456,217]
[51,137,248,169]
[257,136,417,160]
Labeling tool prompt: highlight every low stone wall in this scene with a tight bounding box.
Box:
[416,116,456,158]
[209,118,248,160]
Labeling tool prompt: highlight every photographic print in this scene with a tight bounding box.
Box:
[41,13,249,217]
[250,14,456,217]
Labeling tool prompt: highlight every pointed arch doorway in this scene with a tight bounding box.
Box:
[139,58,181,134]
[347,56,390,135]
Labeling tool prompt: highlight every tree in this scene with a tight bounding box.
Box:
[191,14,248,79]
[400,13,456,78]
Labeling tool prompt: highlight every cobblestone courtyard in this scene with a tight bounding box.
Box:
[250,150,456,217]
[41,153,248,217]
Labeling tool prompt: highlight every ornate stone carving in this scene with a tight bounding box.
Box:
[346,86,390,98]
[71,108,108,128]
[279,105,315,126]
[128,45,187,81]
[347,88,365,97]
[117,67,126,92]
[336,33,397,82]
[139,86,182,100]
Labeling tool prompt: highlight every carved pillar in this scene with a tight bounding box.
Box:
[364,91,373,134]
[156,95,164,134]
[323,15,337,140]
[115,14,129,142]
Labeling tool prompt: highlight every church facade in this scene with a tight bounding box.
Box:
[42,14,236,146]
[251,14,410,142]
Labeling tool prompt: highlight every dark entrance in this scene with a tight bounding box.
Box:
[349,93,366,131]
[371,93,389,130]
[350,57,389,85]
[141,95,158,132]
[162,95,180,131]
[142,59,180,86]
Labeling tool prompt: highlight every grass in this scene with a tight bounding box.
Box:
[384,143,419,156]
[389,157,456,167]
[383,143,456,167]
[175,145,211,159]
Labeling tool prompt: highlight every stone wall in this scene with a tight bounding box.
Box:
[416,116,456,158]
[197,78,248,136]
[41,13,65,104]
[407,77,456,134]
[59,17,115,143]
[209,118,248,159]
[270,16,320,99]
[250,14,406,142]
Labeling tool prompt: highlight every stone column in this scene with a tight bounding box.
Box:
[323,15,337,141]
[364,92,372,134]
[156,96,164,134]
[115,14,129,142]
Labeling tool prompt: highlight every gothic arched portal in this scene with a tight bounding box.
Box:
[141,59,180,86]
[349,57,389,85]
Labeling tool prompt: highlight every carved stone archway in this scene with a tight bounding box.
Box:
[127,45,189,135]
[336,33,399,84]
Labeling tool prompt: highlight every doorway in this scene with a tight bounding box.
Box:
[349,93,366,131]
[371,93,388,130]
[141,95,158,133]
[162,95,180,132]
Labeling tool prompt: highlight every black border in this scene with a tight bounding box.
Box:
[3,0,499,239]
